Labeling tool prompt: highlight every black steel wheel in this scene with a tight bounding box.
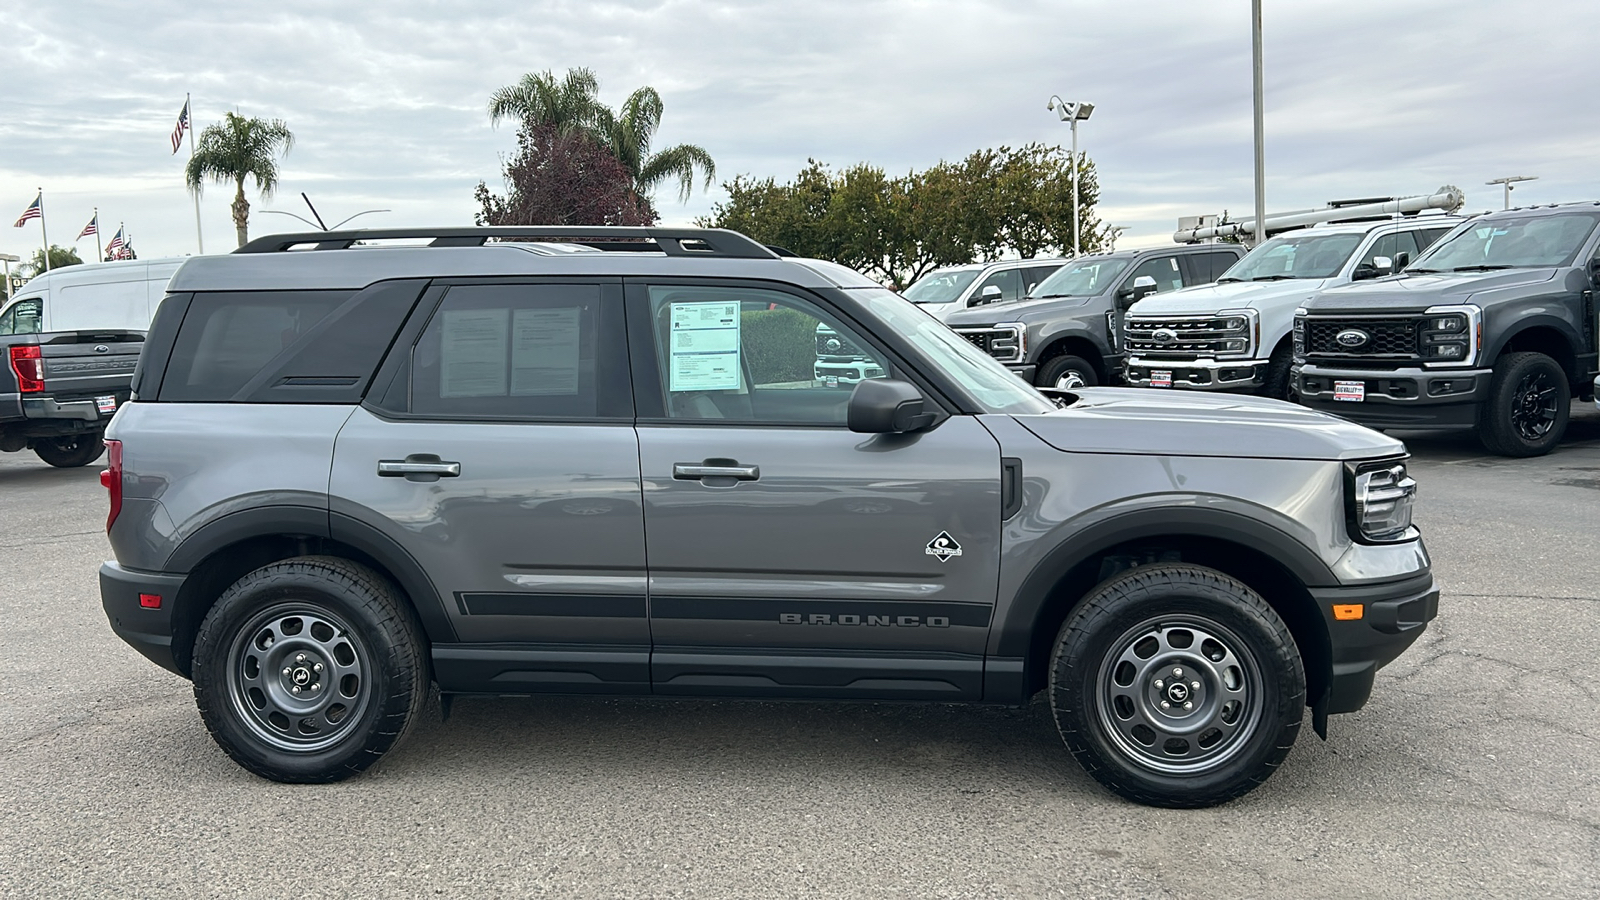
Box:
[34,433,105,468]
[191,556,428,783]
[1036,355,1098,391]
[1049,564,1305,808]
[1480,351,1569,458]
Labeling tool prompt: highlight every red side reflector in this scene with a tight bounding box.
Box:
[138,593,162,609]
[9,345,44,393]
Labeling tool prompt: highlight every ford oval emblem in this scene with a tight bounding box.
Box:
[1335,329,1370,348]
[94,344,110,353]
[1152,329,1177,344]
[825,338,842,353]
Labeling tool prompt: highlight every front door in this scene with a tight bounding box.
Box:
[331,280,649,693]
[627,280,1002,700]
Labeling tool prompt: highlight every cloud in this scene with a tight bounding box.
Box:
[1,0,1595,260]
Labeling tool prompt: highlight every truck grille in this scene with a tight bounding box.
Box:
[816,330,867,359]
[1124,315,1251,360]
[952,326,1024,363]
[1299,316,1423,367]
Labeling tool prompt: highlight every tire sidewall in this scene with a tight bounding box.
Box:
[192,565,418,782]
[1037,355,1098,390]
[1051,568,1304,807]
[35,433,105,468]
[1484,352,1569,457]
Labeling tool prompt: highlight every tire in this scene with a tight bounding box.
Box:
[1036,354,1098,391]
[1261,341,1293,401]
[34,433,105,468]
[1478,351,1570,458]
[1048,564,1305,808]
[191,556,429,783]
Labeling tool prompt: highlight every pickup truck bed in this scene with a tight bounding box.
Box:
[2,330,142,467]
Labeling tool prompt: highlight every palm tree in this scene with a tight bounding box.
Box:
[487,69,715,204]
[184,112,294,247]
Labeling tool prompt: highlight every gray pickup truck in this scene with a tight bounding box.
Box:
[100,226,1435,808]
[1,294,139,467]
[1295,202,1600,456]
[942,244,1243,390]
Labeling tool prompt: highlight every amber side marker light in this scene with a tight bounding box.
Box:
[1332,604,1364,621]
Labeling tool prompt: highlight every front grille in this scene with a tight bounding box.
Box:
[1302,316,1423,367]
[952,326,1023,363]
[1124,316,1250,360]
[816,330,866,359]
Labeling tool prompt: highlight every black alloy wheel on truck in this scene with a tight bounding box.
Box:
[1479,352,1570,458]
[34,433,106,468]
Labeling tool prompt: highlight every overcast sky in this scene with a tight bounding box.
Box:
[3,0,1597,265]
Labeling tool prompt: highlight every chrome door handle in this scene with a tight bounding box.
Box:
[378,459,461,477]
[673,463,759,481]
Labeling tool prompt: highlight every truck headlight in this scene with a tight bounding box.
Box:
[1345,457,1417,543]
[1421,304,1481,367]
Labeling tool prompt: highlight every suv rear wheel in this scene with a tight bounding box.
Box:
[1048,564,1304,808]
[34,433,105,468]
[1036,354,1098,391]
[191,556,428,783]
[1479,351,1569,457]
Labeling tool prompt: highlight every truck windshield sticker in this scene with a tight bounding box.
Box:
[510,306,581,396]
[440,307,509,398]
[669,301,741,391]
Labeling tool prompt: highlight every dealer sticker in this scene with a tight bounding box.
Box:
[1333,380,1366,402]
[95,395,118,415]
[1150,370,1173,388]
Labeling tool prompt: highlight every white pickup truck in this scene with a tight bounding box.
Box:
[1123,216,1460,398]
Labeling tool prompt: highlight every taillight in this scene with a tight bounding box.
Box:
[102,439,123,532]
[9,345,44,393]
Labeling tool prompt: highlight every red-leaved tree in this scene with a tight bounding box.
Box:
[474,124,657,226]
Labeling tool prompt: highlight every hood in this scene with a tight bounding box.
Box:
[1017,387,1402,461]
[1128,278,1333,316]
[1307,268,1560,312]
[944,294,1095,326]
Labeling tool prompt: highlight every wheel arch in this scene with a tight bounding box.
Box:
[1035,332,1108,381]
[1489,322,1579,382]
[998,509,1334,709]
[164,508,453,677]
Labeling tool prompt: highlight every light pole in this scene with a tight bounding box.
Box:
[1486,176,1537,210]
[0,253,17,301]
[1251,0,1266,247]
[1048,95,1095,256]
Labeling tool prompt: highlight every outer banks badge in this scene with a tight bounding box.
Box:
[925,531,963,563]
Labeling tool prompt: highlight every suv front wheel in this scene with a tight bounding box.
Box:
[1049,564,1305,808]
[191,556,429,783]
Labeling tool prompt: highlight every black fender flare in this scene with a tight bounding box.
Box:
[993,505,1337,660]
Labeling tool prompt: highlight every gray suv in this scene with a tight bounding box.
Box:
[943,245,1243,390]
[99,226,1437,808]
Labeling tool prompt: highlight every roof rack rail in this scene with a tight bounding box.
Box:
[234,226,780,259]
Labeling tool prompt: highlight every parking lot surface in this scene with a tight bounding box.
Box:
[2,407,1597,899]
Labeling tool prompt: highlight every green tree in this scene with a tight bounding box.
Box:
[184,112,295,247]
[23,245,83,277]
[487,68,716,204]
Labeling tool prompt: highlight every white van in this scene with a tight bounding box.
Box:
[2,258,186,333]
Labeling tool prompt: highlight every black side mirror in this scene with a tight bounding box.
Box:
[1588,258,1600,286]
[1394,251,1411,271]
[972,285,1004,307]
[848,379,936,434]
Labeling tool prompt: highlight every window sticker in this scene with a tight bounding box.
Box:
[440,307,509,398]
[510,306,581,396]
[668,300,741,391]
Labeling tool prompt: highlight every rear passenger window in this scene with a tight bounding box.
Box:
[160,291,349,401]
[408,283,630,420]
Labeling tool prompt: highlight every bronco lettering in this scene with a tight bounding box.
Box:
[778,612,950,628]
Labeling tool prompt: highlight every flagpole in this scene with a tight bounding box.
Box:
[187,93,203,255]
[38,189,49,273]
[94,207,102,261]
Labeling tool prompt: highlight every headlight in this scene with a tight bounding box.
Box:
[1344,457,1417,543]
[1292,310,1306,360]
[1421,304,1482,367]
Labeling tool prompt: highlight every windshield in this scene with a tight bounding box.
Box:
[1219,232,1365,281]
[853,288,1055,415]
[1409,212,1600,271]
[1028,257,1131,298]
[903,268,981,304]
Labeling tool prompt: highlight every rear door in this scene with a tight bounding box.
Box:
[331,279,649,693]
[628,280,1003,701]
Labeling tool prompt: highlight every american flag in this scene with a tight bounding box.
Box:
[79,214,98,240]
[171,98,190,154]
[13,193,41,228]
[105,225,126,256]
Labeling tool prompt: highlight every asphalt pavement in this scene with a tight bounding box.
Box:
[1,406,1597,898]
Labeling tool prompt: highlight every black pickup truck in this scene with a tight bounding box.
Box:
[1294,202,1600,456]
[1,296,141,467]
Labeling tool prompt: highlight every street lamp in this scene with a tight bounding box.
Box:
[1486,176,1537,210]
[1047,95,1095,257]
[0,252,18,300]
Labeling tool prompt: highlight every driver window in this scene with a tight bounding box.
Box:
[1359,233,1401,271]
[0,298,42,335]
[1125,256,1184,293]
[972,268,1023,305]
[648,286,889,425]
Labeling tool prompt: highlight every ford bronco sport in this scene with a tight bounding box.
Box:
[99,227,1437,808]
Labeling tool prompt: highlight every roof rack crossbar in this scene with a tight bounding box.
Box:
[235,227,779,259]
